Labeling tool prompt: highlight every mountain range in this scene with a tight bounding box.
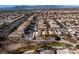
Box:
[0,5,79,10]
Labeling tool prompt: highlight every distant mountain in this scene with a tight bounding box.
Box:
[0,6,16,10]
[14,5,79,9]
[0,5,79,10]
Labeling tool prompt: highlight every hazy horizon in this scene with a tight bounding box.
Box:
[1,5,79,8]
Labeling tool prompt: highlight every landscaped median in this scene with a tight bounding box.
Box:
[10,41,73,54]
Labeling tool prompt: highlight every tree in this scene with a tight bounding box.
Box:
[76,45,79,49]
[53,35,61,41]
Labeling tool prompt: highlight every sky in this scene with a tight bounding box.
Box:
[0,0,79,8]
[0,0,79,5]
